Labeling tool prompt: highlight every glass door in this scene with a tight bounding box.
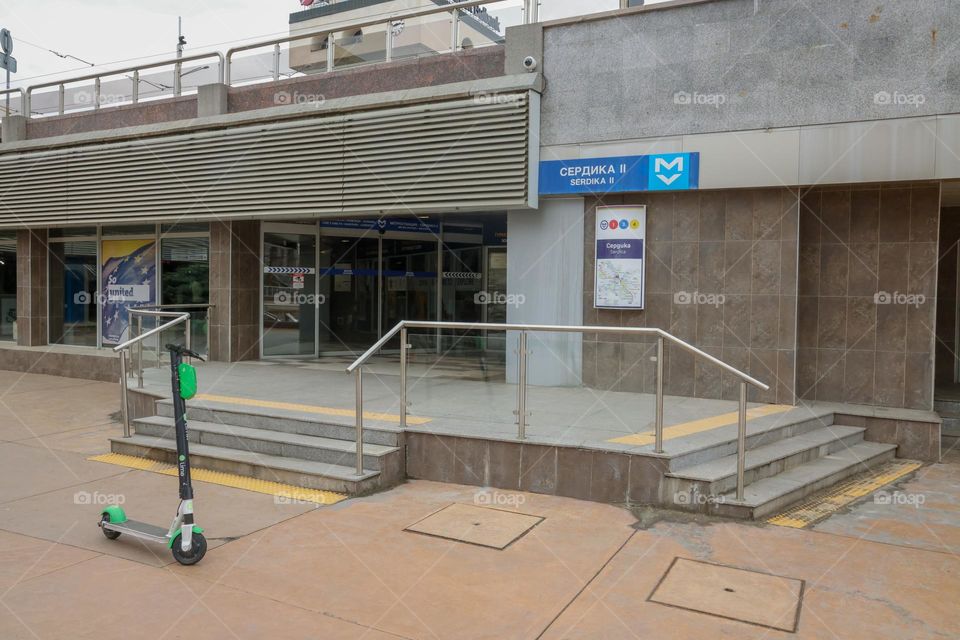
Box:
[382,238,439,350]
[317,235,380,355]
[262,224,318,357]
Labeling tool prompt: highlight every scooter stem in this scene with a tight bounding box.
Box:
[169,347,194,501]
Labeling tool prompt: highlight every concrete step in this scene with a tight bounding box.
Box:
[157,399,402,447]
[133,415,398,471]
[934,398,960,417]
[665,412,837,472]
[938,415,960,437]
[664,425,866,496]
[111,434,383,495]
[709,441,898,520]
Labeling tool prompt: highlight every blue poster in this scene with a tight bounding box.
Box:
[101,239,156,346]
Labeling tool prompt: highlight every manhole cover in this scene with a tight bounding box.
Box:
[405,503,543,550]
[648,557,804,632]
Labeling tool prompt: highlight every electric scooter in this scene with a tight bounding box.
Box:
[98,343,208,565]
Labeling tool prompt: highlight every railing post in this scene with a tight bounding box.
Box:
[272,43,281,81]
[174,61,182,96]
[355,367,364,476]
[736,381,747,502]
[326,34,335,72]
[224,56,231,86]
[119,351,131,438]
[450,10,460,52]
[399,325,408,429]
[524,0,539,24]
[58,85,65,115]
[93,77,101,111]
[386,23,394,63]
[136,315,144,388]
[185,316,192,360]
[132,70,139,104]
[516,331,528,440]
[655,335,664,454]
[23,90,30,117]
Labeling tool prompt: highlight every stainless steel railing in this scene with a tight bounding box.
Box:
[1,87,25,117]
[23,51,224,117]
[129,304,211,386]
[113,310,191,438]
[14,0,526,119]
[225,0,505,85]
[347,321,770,502]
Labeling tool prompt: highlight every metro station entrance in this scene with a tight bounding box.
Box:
[260,216,508,360]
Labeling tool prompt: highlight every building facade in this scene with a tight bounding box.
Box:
[0,0,957,427]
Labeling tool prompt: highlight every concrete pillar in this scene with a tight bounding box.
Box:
[16,229,48,347]
[208,220,261,362]
[506,199,585,386]
[1,115,27,144]
[197,83,229,118]
[504,23,543,76]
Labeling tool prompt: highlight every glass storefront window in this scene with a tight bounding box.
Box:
[161,237,210,354]
[49,227,96,239]
[102,224,157,237]
[49,240,98,346]
[0,233,16,341]
[161,222,210,234]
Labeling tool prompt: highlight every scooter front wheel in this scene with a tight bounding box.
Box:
[100,514,121,540]
[171,532,207,565]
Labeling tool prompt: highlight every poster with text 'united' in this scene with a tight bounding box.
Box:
[595,206,646,309]
[101,239,156,346]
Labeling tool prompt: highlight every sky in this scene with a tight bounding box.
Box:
[0,0,640,89]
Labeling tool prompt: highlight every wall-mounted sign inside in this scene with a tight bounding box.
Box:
[594,205,646,310]
[539,153,699,195]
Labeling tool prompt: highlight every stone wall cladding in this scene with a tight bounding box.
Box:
[208,220,262,362]
[581,188,800,405]
[229,47,505,113]
[796,183,940,410]
[541,0,960,146]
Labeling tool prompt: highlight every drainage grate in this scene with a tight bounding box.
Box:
[766,459,923,529]
[648,557,804,632]
[405,503,543,550]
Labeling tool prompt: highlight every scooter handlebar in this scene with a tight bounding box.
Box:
[165,343,206,361]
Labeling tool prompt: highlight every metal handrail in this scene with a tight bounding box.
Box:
[114,310,191,438]
[24,51,225,117]
[128,306,209,388]
[225,0,504,84]
[14,0,515,118]
[1,87,26,117]
[346,320,770,502]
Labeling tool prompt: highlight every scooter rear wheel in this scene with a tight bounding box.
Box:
[171,532,207,565]
[100,514,121,540]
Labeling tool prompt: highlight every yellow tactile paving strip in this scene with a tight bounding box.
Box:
[766,460,923,529]
[194,393,432,426]
[88,453,346,505]
[608,404,794,446]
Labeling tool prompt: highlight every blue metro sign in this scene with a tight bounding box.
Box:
[538,152,700,195]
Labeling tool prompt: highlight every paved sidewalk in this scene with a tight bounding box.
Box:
[0,370,958,639]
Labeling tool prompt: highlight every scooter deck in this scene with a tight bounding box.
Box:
[103,519,170,542]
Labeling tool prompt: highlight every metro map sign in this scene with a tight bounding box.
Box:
[539,152,699,195]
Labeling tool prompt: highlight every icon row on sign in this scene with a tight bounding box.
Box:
[600,219,641,231]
